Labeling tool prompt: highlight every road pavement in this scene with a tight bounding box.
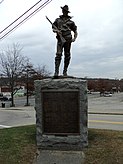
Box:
[88,92,123,114]
[0,106,35,129]
[89,114,123,131]
[0,92,123,130]
[87,92,123,130]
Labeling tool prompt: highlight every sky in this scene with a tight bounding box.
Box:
[0,0,123,79]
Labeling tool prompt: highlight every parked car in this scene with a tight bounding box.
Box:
[87,90,92,94]
[0,93,4,101]
[0,93,3,97]
[0,96,8,101]
[0,93,12,101]
[104,92,112,97]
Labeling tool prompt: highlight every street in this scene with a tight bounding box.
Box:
[0,107,35,129]
[0,93,123,130]
[89,114,123,131]
[0,96,35,108]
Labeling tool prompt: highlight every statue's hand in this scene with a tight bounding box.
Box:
[72,31,78,42]
[53,29,62,35]
[56,30,62,35]
[71,38,76,42]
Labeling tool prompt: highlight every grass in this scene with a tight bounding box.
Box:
[84,129,123,164]
[0,126,123,164]
[0,125,36,164]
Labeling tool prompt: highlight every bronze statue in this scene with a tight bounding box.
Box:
[52,5,78,77]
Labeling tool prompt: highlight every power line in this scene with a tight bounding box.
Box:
[0,0,43,35]
[0,0,4,4]
[0,0,52,40]
[0,0,46,35]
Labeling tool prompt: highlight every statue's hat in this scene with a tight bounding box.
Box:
[61,5,70,13]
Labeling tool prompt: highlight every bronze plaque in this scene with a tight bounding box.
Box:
[42,90,80,135]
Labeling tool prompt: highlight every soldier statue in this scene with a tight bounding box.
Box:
[52,5,78,77]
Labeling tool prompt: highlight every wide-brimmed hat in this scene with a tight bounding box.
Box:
[61,5,70,13]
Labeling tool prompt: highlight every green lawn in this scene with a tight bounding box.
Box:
[0,125,123,164]
[0,125,36,164]
[84,129,123,164]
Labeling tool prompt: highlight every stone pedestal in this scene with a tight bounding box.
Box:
[34,150,85,164]
[35,77,88,150]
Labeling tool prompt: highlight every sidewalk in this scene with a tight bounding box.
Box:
[33,150,85,164]
[0,105,123,115]
[0,105,34,111]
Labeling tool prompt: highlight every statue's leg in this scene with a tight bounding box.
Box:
[54,42,63,77]
[54,54,62,76]
[63,41,71,76]
[63,54,71,76]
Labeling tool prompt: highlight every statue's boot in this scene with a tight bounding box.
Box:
[63,68,68,76]
[54,58,61,77]
[63,56,70,76]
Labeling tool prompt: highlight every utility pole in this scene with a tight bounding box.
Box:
[23,63,36,106]
[25,68,29,106]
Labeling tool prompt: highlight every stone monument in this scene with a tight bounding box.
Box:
[34,5,87,163]
[35,77,88,151]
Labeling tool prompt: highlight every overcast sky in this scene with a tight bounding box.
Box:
[0,0,123,79]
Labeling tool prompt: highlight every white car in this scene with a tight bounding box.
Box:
[104,92,112,97]
[0,93,12,101]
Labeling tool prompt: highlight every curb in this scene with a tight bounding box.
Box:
[0,106,34,110]
[0,107,122,115]
[89,112,123,115]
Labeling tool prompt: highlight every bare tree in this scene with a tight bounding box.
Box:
[0,43,28,106]
[22,63,51,106]
[35,64,51,79]
[21,62,37,106]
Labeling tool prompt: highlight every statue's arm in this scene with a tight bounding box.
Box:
[52,19,61,34]
[72,30,78,42]
[70,21,78,42]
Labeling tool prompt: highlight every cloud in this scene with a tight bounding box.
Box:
[1,0,123,78]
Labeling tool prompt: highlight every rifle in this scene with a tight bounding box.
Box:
[46,16,66,44]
